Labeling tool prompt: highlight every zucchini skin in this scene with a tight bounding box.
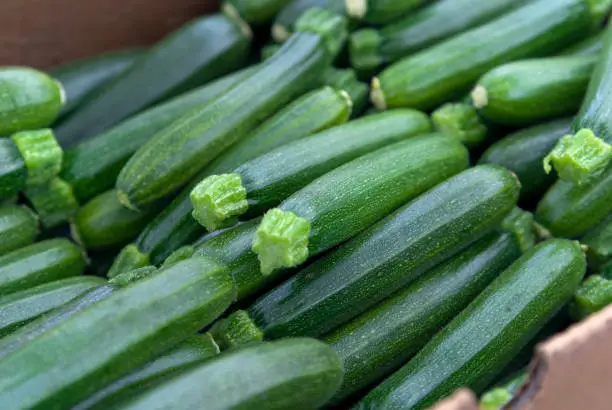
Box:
[349,0,433,25]
[0,205,39,256]
[248,165,520,339]
[325,231,521,402]
[55,14,251,147]
[273,0,345,40]
[479,118,571,202]
[0,276,105,338]
[474,55,596,126]
[0,257,234,410]
[50,49,144,121]
[374,0,604,111]
[357,239,586,410]
[0,139,26,199]
[561,30,604,56]
[224,0,292,25]
[0,67,65,136]
[0,238,87,297]
[581,213,612,270]
[114,338,343,410]
[61,67,256,203]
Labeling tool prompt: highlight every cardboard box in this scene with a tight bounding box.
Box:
[3,1,610,409]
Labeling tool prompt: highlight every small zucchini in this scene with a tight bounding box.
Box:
[325,231,521,403]
[0,67,65,136]
[0,276,105,337]
[471,55,597,126]
[272,0,345,42]
[581,213,612,270]
[371,0,608,111]
[345,0,433,25]
[54,13,252,147]
[568,274,612,320]
[61,66,257,203]
[0,257,234,409]
[357,239,586,409]
[0,205,39,256]
[113,338,343,410]
[117,9,347,210]
[251,133,469,274]
[24,177,80,228]
[190,109,430,232]
[0,238,87,297]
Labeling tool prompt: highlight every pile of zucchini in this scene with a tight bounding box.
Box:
[0,0,611,408]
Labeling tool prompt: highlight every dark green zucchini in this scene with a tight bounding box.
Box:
[116,9,347,210]
[568,274,612,320]
[0,205,39,256]
[349,0,533,74]
[325,231,521,403]
[0,257,234,409]
[561,30,604,56]
[0,238,87,297]
[251,133,469,274]
[0,67,65,136]
[49,49,144,121]
[272,0,345,42]
[0,276,105,337]
[0,139,27,200]
[24,177,80,228]
[581,213,612,270]
[345,0,433,25]
[371,0,607,111]
[190,110,430,232]
[113,338,342,410]
[357,239,586,409]
[472,55,596,126]
[61,66,257,203]
[479,118,571,202]
[431,103,488,148]
[54,13,252,147]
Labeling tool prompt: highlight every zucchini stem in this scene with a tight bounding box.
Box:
[24,178,79,228]
[190,173,249,232]
[252,209,311,275]
[12,129,63,187]
[213,310,264,350]
[107,244,151,278]
[470,84,488,109]
[295,8,348,57]
[345,0,367,19]
[370,77,387,110]
[160,245,196,269]
[109,266,158,286]
[271,24,290,43]
[431,103,488,148]
[349,29,383,74]
[501,207,536,253]
[568,275,612,321]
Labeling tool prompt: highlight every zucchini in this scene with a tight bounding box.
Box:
[431,103,488,148]
[325,231,522,403]
[114,80,354,272]
[0,238,87,297]
[568,274,612,320]
[581,213,612,270]
[273,0,346,42]
[536,164,612,237]
[72,190,164,250]
[54,13,252,147]
[544,24,612,185]
[113,338,343,410]
[0,205,39,256]
[61,66,257,203]
[0,67,65,136]
[24,177,80,228]
[471,55,596,126]
[479,118,571,202]
[349,0,532,74]
[251,133,469,274]
[190,110,430,232]
[116,9,347,210]
[357,239,586,409]
[345,0,432,25]
[0,257,234,409]
[74,334,220,410]
[49,49,144,121]
[0,276,105,337]
[322,68,369,117]
[229,165,519,341]
[561,30,604,56]
[480,371,528,410]
[371,0,608,111]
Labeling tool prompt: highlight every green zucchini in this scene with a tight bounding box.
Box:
[471,55,596,126]
[431,103,488,148]
[222,0,293,25]
[325,231,521,403]
[0,276,105,337]
[74,334,220,410]
[0,67,65,136]
[72,190,164,250]
[561,30,604,56]
[116,9,347,210]
[480,371,528,410]
[272,0,346,42]
[61,66,257,203]
[544,25,612,185]
[0,205,39,256]
[113,338,343,410]
[0,238,87,297]
[49,49,144,121]
[357,239,586,409]
[24,177,80,228]
[251,133,469,274]
[345,0,432,25]
[568,274,612,320]
[371,0,608,111]
[190,110,430,232]
[114,80,354,272]
[581,213,612,270]
[479,118,571,202]
[349,0,532,74]
[55,14,252,147]
[226,165,519,342]
[0,257,234,409]
[536,164,612,237]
